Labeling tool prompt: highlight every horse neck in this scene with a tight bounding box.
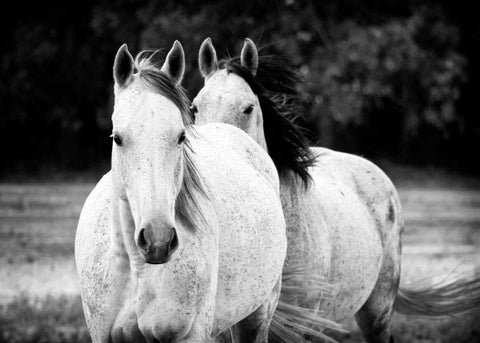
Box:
[252,110,268,152]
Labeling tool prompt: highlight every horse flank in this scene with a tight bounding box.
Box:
[218,55,317,187]
[135,50,208,231]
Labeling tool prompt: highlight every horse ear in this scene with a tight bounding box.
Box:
[161,40,185,85]
[198,37,218,77]
[113,44,134,87]
[240,38,258,76]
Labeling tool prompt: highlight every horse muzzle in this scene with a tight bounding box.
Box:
[136,226,179,264]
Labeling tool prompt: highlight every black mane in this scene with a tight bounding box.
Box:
[219,55,316,186]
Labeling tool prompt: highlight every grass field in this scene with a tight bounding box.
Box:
[0,168,479,342]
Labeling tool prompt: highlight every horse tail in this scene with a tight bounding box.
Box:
[394,271,480,317]
[269,302,339,343]
[269,266,344,343]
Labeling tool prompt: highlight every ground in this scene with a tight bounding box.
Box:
[0,166,479,342]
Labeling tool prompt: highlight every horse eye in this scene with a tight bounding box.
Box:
[178,131,186,144]
[111,133,123,146]
[243,105,254,115]
[189,105,198,121]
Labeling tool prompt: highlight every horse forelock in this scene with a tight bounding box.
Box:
[133,49,208,232]
[219,56,316,187]
[134,50,193,127]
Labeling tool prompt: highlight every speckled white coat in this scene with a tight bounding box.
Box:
[75,49,287,343]
[194,47,403,329]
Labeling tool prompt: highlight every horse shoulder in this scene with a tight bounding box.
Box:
[75,172,113,271]
[76,172,134,342]
[191,124,286,332]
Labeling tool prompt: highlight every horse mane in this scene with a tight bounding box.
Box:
[219,55,317,187]
[134,50,208,231]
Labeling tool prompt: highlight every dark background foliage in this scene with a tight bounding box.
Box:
[1,0,479,178]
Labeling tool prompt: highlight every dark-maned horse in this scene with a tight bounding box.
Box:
[193,37,480,343]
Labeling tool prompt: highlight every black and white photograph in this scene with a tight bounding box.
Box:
[1,0,479,342]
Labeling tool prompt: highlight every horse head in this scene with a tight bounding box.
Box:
[111,41,188,264]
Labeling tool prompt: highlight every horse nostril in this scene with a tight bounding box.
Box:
[168,228,179,254]
[137,226,178,263]
[137,228,150,251]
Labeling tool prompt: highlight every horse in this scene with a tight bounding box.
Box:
[75,41,339,343]
[192,37,480,343]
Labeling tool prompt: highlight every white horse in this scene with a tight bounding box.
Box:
[193,37,480,343]
[75,41,340,343]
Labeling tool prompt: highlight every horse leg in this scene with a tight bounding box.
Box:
[231,276,281,343]
[355,224,402,343]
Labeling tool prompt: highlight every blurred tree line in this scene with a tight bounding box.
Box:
[1,0,479,178]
